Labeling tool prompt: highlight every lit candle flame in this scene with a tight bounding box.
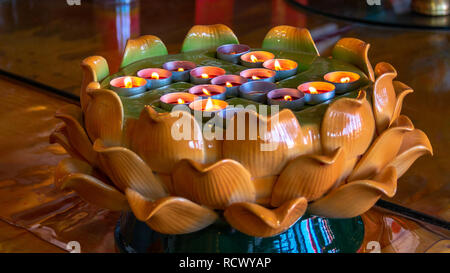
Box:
[225,81,233,87]
[177,98,185,104]
[151,72,160,80]
[229,51,237,55]
[124,77,133,88]
[308,87,318,94]
[201,73,209,79]
[284,95,292,101]
[340,76,351,83]
[205,97,214,111]
[274,60,282,71]
[202,88,211,96]
[250,55,259,63]
[252,75,260,80]
[177,68,185,72]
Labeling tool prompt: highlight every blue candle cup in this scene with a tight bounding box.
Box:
[240,51,275,68]
[162,61,197,82]
[211,75,248,98]
[267,88,305,111]
[297,81,336,105]
[137,68,172,90]
[190,66,226,84]
[189,84,227,100]
[263,59,298,81]
[217,44,250,64]
[239,68,276,83]
[238,81,277,103]
[109,76,147,97]
[323,71,361,94]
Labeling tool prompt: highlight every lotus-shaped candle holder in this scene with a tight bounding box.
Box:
[51,25,432,252]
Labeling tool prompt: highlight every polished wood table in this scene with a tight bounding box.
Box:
[0,0,448,252]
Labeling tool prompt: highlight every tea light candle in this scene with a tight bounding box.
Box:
[159,92,199,111]
[263,59,298,81]
[189,84,227,100]
[162,61,197,82]
[267,88,305,111]
[110,76,147,96]
[211,75,247,98]
[217,44,250,64]
[189,97,229,114]
[137,68,172,90]
[323,71,361,94]
[297,81,336,105]
[239,68,276,82]
[240,51,275,68]
[190,66,226,84]
[239,81,277,103]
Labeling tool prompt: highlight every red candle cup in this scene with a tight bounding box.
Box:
[162,61,197,82]
[267,88,305,111]
[263,59,298,81]
[239,68,276,83]
[240,51,275,68]
[323,71,361,94]
[189,84,227,100]
[211,75,248,98]
[110,76,147,96]
[189,98,229,120]
[297,81,336,105]
[159,92,199,111]
[137,68,172,90]
[190,66,226,84]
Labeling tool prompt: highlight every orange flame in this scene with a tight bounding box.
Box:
[177,68,185,72]
[225,81,233,87]
[201,73,209,79]
[250,55,259,63]
[308,87,318,94]
[202,88,211,96]
[177,98,185,104]
[274,60,282,71]
[340,76,351,83]
[151,72,160,80]
[284,95,292,101]
[205,97,214,111]
[252,75,260,80]
[124,77,133,88]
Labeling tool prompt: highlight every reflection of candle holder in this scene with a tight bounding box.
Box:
[137,68,172,90]
[216,44,250,64]
[159,92,199,111]
[190,66,226,84]
[263,59,298,81]
[189,84,227,100]
[162,61,197,82]
[211,75,247,98]
[239,81,277,103]
[110,76,147,96]
[323,71,361,94]
[239,68,276,82]
[298,81,336,105]
[240,51,275,68]
[267,88,305,111]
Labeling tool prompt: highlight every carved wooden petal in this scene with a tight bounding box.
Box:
[126,189,218,234]
[348,115,414,181]
[224,197,308,237]
[373,62,397,133]
[172,159,255,209]
[49,125,84,161]
[80,56,109,112]
[85,87,124,146]
[390,81,414,126]
[386,129,433,178]
[54,157,93,189]
[271,147,345,206]
[54,104,97,166]
[93,139,167,200]
[308,166,397,218]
